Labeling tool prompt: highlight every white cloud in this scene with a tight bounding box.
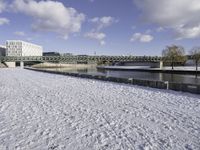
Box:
[0,17,9,25]
[134,0,200,39]
[145,29,152,34]
[156,27,164,32]
[12,0,85,39]
[0,0,9,26]
[175,25,200,40]
[85,16,117,45]
[14,31,25,36]
[100,40,106,46]
[84,31,106,45]
[89,16,118,30]
[0,0,6,13]
[130,33,154,43]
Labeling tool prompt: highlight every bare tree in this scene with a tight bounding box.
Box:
[191,47,200,71]
[162,45,186,70]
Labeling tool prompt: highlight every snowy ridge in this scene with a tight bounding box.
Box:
[0,69,200,150]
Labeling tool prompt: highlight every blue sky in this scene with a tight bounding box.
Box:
[0,0,200,56]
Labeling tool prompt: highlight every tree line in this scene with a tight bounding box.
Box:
[162,45,200,71]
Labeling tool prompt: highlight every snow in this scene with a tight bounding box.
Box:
[0,68,200,150]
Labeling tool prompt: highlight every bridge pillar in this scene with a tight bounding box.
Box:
[20,61,24,68]
[5,62,16,68]
[159,61,163,69]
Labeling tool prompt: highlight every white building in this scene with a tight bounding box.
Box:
[0,45,6,56]
[6,40,43,56]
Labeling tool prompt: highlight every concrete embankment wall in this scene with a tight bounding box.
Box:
[0,62,7,68]
[122,62,161,68]
[32,63,97,69]
[25,67,200,94]
[97,66,200,75]
[4,62,16,68]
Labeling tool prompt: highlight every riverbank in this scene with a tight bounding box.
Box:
[97,66,200,74]
[0,68,200,149]
[26,67,200,94]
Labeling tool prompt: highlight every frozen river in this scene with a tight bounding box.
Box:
[0,68,200,150]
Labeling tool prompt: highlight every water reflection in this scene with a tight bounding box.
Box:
[43,67,200,84]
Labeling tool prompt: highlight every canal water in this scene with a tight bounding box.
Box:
[41,67,200,85]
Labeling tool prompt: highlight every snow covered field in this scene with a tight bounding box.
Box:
[0,69,200,150]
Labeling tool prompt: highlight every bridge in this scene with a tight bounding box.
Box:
[0,55,163,68]
[0,55,162,62]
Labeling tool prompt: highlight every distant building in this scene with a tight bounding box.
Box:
[77,54,88,56]
[0,45,6,56]
[61,53,73,56]
[43,52,60,56]
[6,40,43,56]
